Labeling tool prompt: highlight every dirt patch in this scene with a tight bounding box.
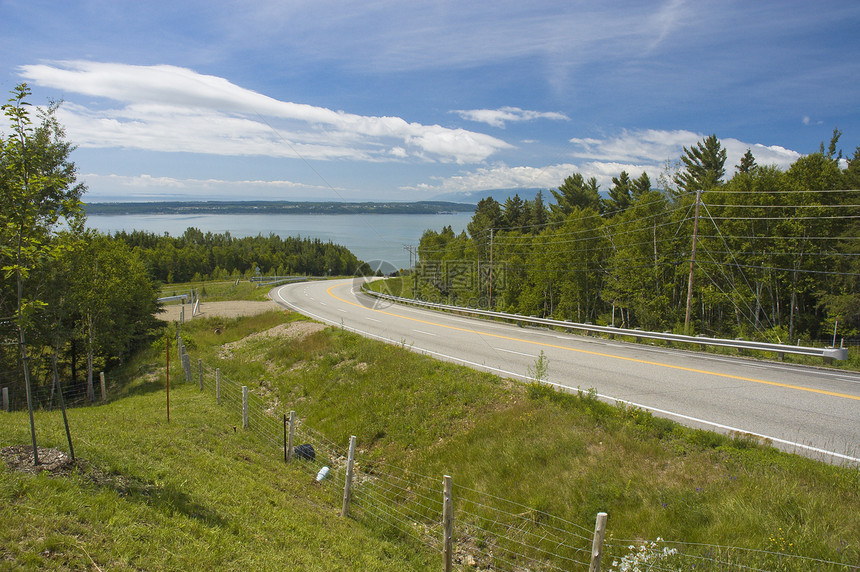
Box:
[2,445,76,476]
[158,300,281,322]
[218,321,327,359]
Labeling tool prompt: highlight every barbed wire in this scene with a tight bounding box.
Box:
[175,340,858,571]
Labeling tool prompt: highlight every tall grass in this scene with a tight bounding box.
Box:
[3,310,859,569]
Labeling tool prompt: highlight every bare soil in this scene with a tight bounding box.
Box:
[1,445,76,476]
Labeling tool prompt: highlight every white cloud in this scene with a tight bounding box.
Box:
[570,129,801,172]
[408,129,803,194]
[80,173,342,200]
[452,106,569,128]
[19,61,511,164]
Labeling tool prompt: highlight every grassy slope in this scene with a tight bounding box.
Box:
[2,309,859,569]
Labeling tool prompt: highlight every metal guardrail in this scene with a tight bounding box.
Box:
[157,295,188,303]
[361,287,848,362]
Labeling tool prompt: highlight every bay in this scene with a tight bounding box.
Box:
[86,212,473,270]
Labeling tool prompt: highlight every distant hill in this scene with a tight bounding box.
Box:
[83,200,476,216]
[430,188,544,204]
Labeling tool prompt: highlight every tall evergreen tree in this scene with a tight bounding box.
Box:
[631,171,652,198]
[549,173,601,221]
[529,190,548,231]
[736,149,757,173]
[605,171,632,213]
[673,134,727,194]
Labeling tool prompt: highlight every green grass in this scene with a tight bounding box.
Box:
[160,279,273,302]
[0,326,432,570]
[3,310,859,570]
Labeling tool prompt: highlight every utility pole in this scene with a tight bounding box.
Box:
[404,245,415,298]
[488,228,494,309]
[684,190,702,335]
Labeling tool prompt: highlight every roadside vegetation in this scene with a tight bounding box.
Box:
[4,310,858,569]
[413,133,859,352]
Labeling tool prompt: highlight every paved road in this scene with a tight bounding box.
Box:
[273,279,860,465]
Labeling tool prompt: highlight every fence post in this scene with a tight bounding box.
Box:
[216,368,221,405]
[99,371,106,402]
[2,387,8,412]
[180,305,185,324]
[589,512,608,572]
[242,386,248,429]
[443,474,453,572]
[341,435,357,517]
[198,359,203,391]
[183,354,191,383]
[287,410,296,461]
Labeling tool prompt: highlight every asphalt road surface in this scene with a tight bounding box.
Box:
[273,279,860,466]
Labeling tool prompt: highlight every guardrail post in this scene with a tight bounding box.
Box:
[589,512,608,572]
[99,372,106,402]
[443,475,453,572]
[242,386,248,428]
[2,387,8,412]
[216,368,221,405]
[341,435,357,517]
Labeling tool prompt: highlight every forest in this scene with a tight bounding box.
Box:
[0,85,367,408]
[415,133,860,345]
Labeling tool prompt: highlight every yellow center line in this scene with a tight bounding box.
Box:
[327,283,860,402]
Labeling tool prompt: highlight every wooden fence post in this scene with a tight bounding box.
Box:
[589,512,608,572]
[242,386,248,429]
[183,354,191,383]
[198,359,203,391]
[341,435,357,517]
[99,371,106,402]
[443,475,453,572]
[287,410,295,461]
[216,368,221,405]
[2,387,8,412]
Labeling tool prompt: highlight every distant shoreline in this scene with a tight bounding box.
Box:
[84,200,476,216]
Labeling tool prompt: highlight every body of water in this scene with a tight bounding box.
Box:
[86,212,474,270]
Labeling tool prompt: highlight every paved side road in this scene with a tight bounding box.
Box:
[157,300,283,322]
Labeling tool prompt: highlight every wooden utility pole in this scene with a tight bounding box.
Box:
[488,228,494,309]
[684,190,702,335]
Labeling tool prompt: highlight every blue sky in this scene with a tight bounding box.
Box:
[2,1,858,202]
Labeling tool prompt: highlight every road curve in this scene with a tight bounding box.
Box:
[273,279,860,466]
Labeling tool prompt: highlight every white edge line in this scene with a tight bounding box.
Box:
[274,286,860,467]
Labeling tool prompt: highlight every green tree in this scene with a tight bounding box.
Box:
[736,149,757,174]
[502,194,526,228]
[673,134,727,194]
[604,171,633,213]
[1,84,85,462]
[631,171,652,199]
[549,173,601,221]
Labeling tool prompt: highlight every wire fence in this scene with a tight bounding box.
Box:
[3,334,857,570]
[175,335,859,572]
